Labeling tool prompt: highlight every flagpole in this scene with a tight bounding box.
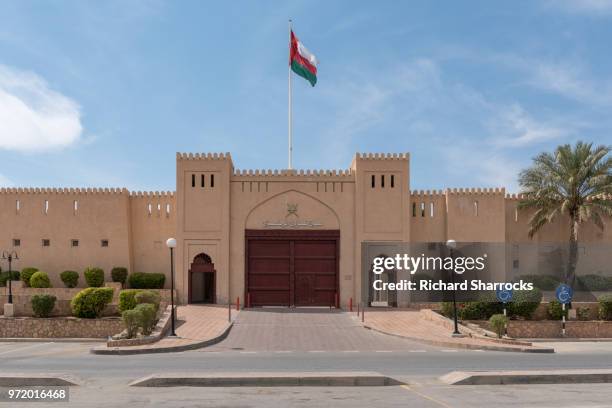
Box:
[288,19,293,170]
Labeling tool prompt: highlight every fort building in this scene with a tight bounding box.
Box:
[1,152,610,307]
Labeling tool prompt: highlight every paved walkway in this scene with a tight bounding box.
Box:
[207,307,439,351]
[92,305,236,354]
[360,309,552,352]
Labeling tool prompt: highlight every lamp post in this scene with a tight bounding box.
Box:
[445,240,462,336]
[1,250,18,304]
[166,238,177,337]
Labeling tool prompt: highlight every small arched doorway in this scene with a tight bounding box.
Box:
[369,254,397,307]
[189,253,216,303]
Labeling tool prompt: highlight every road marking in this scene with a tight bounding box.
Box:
[0,342,53,356]
[401,385,453,408]
[308,350,325,353]
[375,350,392,353]
[441,349,458,352]
[472,349,485,352]
[341,350,359,353]
[239,351,257,354]
[409,350,427,353]
[274,351,292,353]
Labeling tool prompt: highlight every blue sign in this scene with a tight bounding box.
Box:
[496,288,513,303]
[555,284,573,304]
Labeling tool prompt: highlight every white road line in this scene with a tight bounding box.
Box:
[472,349,485,352]
[441,349,458,352]
[375,350,392,353]
[239,351,257,354]
[274,351,292,353]
[0,342,53,356]
[341,350,359,353]
[308,350,325,353]
[409,350,427,353]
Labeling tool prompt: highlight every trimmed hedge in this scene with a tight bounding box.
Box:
[128,272,165,289]
[518,274,561,291]
[0,270,20,287]
[20,267,39,287]
[70,287,114,318]
[121,302,158,338]
[135,290,161,312]
[507,288,542,319]
[122,308,141,338]
[84,267,105,287]
[598,294,612,321]
[31,294,56,318]
[442,292,503,320]
[60,270,79,288]
[489,314,508,338]
[547,300,568,320]
[577,274,612,291]
[111,267,128,285]
[30,271,51,288]
[119,289,141,313]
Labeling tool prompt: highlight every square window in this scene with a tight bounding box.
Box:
[71,239,79,247]
[13,239,20,247]
[42,239,50,247]
[513,259,519,269]
[101,239,109,247]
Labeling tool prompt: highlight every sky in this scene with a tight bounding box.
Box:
[0,0,611,193]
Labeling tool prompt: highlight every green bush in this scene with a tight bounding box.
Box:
[440,302,454,318]
[128,272,165,289]
[31,294,56,318]
[507,288,543,319]
[60,270,79,288]
[489,314,508,338]
[29,271,51,288]
[547,300,568,320]
[577,274,612,291]
[0,270,20,287]
[135,303,157,335]
[576,307,591,321]
[83,267,105,287]
[20,267,39,287]
[459,292,503,320]
[598,294,612,321]
[71,287,114,318]
[135,290,161,312]
[119,289,142,313]
[122,308,141,338]
[111,267,128,285]
[519,274,561,291]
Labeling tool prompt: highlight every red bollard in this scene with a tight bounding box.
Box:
[349,297,353,312]
[236,296,240,311]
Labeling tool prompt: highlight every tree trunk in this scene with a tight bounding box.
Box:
[566,217,579,288]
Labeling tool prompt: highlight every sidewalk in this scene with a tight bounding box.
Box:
[91,305,237,355]
[358,309,554,353]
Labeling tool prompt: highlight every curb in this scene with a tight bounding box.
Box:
[440,369,612,385]
[90,321,233,355]
[0,374,81,387]
[129,372,405,387]
[363,325,554,353]
[526,338,612,343]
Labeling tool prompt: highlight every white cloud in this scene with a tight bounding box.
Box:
[489,104,567,147]
[547,0,612,15]
[0,64,83,152]
[0,173,13,187]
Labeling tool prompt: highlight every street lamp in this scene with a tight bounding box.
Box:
[445,240,462,337]
[166,238,177,337]
[1,250,18,304]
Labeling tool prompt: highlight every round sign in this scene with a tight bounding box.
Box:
[555,284,573,304]
[496,288,513,303]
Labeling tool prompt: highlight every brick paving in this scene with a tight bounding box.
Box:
[207,307,438,351]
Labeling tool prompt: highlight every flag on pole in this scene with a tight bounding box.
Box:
[290,30,318,87]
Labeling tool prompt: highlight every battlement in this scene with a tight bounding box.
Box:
[446,187,505,195]
[505,193,526,200]
[232,168,353,178]
[0,187,128,195]
[176,152,232,160]
[410,189,445,197]
[354,152,409,160]
[129,191,175,198]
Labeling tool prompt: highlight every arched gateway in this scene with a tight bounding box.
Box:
[189,252,216,303]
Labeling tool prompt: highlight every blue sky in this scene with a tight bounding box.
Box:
[0,0,611,192]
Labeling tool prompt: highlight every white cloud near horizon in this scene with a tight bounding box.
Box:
[547,0,612,15]
[0,64,83,152]
[0,173,13,187]
[489,104,568,147]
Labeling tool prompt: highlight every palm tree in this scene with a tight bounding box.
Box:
[518,141,612,288]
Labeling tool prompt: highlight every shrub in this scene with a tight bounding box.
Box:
[60,270,79,288]
[29,271,51,288]
[71,287,114,318]
[135,303,157,335]
[122,308,141,338]
[128,272,165,289]
[83,267,105,287]
[577,274,612,291]
[31,294,56,318]
[119,289,142,313]
[519,274,561,291]
[0,270,20,287]
[440,302,454,318]
[576,307,591,321]
[459,292,503,320]
[135,290,161,312]
[20,267,39,287]
[598,294,612,321]
[111,267,128,285]
[507,288,542,320]
[489,314,508,338]
[547,300,568,320]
